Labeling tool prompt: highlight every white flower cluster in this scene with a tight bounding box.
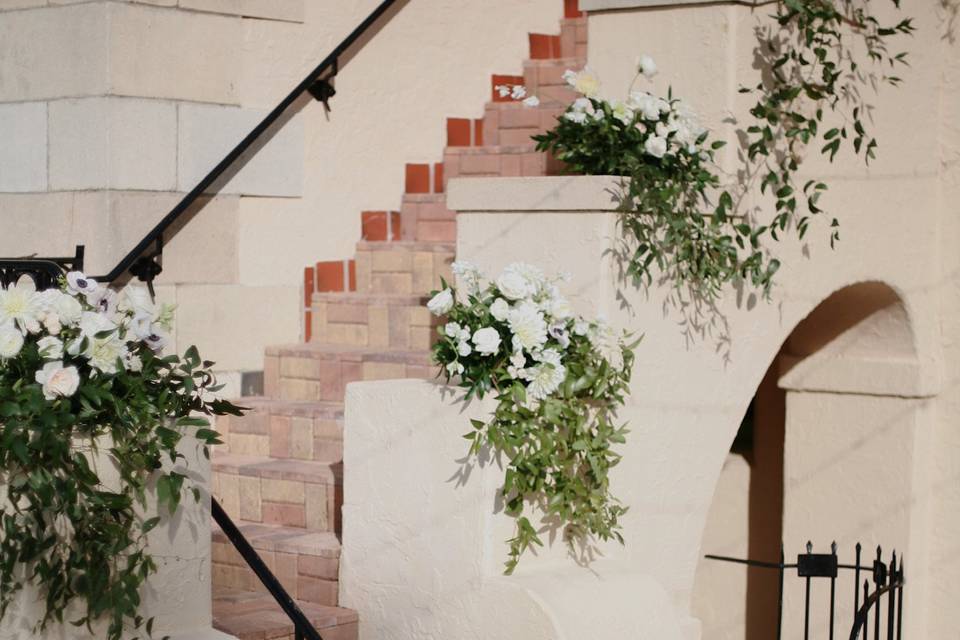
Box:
[559,56,707,159]
[427,262,627,408]
[495,83,541,108]
[0,272,174,401]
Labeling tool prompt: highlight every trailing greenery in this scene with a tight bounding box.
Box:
[0,275,241,639]
[533,0,913,300]
[427,262,637,574]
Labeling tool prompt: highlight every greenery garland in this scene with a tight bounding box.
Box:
[0,275,240,639]
[533,0,913,301]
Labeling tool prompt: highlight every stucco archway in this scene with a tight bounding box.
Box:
[693,281,933,639]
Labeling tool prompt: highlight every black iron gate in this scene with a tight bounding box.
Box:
[705,541,905,640]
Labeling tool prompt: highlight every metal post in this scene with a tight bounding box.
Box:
[887,553,897,639]
[777,543,785,640]
[830,541,837,640]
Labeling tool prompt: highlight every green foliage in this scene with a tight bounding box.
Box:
[0,296,242,638]
[534,0,913,301]
[428,265,637,573]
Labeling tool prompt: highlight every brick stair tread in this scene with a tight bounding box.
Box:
[312,291,427,305]
[213,587,357,640]
[356,239,454,253]
[444,142,539,155]
[524,56,586,69]
[213,452,341,484]
[212,520,341,558]
[234,396,344,420]
[267,343,434,366]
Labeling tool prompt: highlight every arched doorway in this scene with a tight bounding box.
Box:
[692,281,932,639]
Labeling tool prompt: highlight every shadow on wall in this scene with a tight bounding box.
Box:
[694,281,914,640]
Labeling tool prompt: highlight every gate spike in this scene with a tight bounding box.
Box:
[831,540,837,554]
[807,540,813,554]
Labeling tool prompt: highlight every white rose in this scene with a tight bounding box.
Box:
[490,298,510,322]
[645,135,668,159]
[444,322,462,338]
[427,289,454,316]
[457,341,473,357]
[0,325,24,359]
[637,54,658,78]
[472,327,502,356]
[35,361,80,401]
[496,271,533,301]
[37,336,64,360]
[54,293,82,327]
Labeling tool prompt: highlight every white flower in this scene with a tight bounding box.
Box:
[87,286,117,316]
[472,327,501,356]
[564,110,588,124]
[142,328,169,354]
[508,302,548,352]
[451,261,483,294]
[564,68,601,97]
[573,319,589,335]
[37,336,64,360]
[34,361,80,401]
[66,272,98,297]
[118,285,155,319]
[522,96,540,108]
[53,292,82,327]
[637,54,658,78]
[0,280,42,334]
[427,289,454,315]
[507,350,526,379]
[611,100,635,126]
[645,135,668,158]
[458,327,471,342]
[548,323,571,349]
[457,341,473,357]
[69,312,127,374]
[0,323,24,359]
[497,263,544,301]
[496,84,511,98]
[589,321,626,371]
[444,322,462,338]
[523,349,567,402]
[490,298,511,322]
[124,352,143,373]
[510,85,527,100]
[446,361,465,376]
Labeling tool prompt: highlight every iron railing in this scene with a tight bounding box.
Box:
[1,1,407,637]
[706,541,905,640]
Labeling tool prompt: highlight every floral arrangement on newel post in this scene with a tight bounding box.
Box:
[427,262,638,574]
[0,273,241,639]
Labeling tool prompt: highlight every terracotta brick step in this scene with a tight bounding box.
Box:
[215,397,344,462]
[213,587,358,640]
[307,291,437,352]
[355,240,455,294]
[210,521,341,607]
[482,102,566,146]
[444,143,560,182]
[446,117,485,147]
[400,193,456,243]
[404,162,445,195]
[360,210,401,242]
[524,58,584,106]
[529,33,562,60]
[560,16,588,59]
[265,343,436,402]
[212,453,341,533]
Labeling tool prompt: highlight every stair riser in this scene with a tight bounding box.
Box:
[481,105,565,147]
[308,299,438,351]
[269,355,435,402]
[212,544,339,607]
[216,410,343,462]
[560,18,588,59]
[355,246,454,294]
[444,150,553,182]
[212,469,340,532]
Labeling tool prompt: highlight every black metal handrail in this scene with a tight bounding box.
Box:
[212,498,323,640]
[93,0,404,287]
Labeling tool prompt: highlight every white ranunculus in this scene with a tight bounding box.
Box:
[0,324,24,359]
[457,341,472,358]
[507,350,526,378]
[427,289,454,316]
[35,361,80,401]
[444,322,462,338]
[645,135,668,158]
[472,327,501,356]
[54,292,82,327]
[490,298,511,322]
[637,54,658,78]
[0,280,42,334]
[508,302,548,352]
[37,336,64,360]
[66,272,98,297]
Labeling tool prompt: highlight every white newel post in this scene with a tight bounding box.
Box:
[340,176,943,640]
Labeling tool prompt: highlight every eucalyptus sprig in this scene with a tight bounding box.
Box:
[427,262,636,573]
[0,276,242,639]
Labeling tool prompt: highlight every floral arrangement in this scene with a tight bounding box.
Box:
[427,261,637,574]
[0,273,239,639]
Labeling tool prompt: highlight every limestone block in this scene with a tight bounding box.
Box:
[0,3,109,102]
[0,102,47,192]
[172,283,299,372]
[180,0,304,22]
[0,0,48,9]
[178,103,304,197]
[109,3,240,104]
[48,97,177,191]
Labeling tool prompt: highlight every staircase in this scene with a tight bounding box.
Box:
[210,3,587,638]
